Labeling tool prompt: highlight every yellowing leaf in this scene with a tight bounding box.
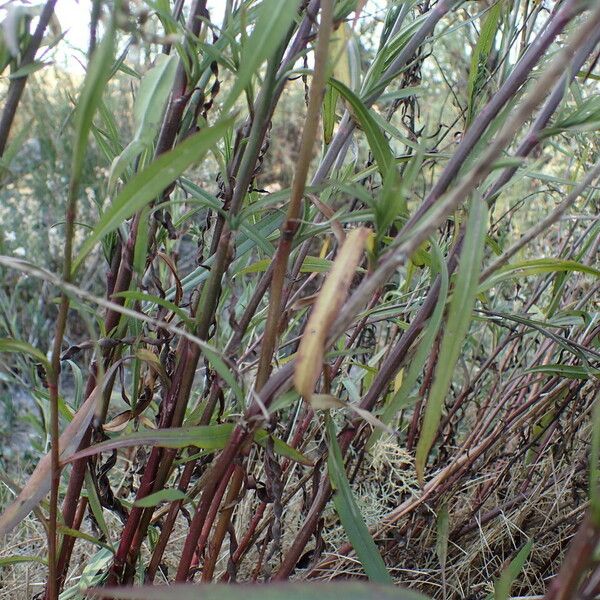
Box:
[330,23,351,87]
[294,227,370,401]
[394,369,404,393]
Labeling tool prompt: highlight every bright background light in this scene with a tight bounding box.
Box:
[51,0,225,73]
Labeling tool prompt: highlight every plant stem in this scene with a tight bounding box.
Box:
[255,0,334,390]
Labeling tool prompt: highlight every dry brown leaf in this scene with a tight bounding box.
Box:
[294,227,369,401]
[103,410,134,432]
[0,384,101,537]
[307,193,345,246]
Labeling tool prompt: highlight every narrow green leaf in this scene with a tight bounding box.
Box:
[479,259,600,293]
[436,505,449,567]
[133,488,187,508]
[0,119,30,170]
[94,582,430,600]
[8,60,50,79]
[376,147,424,239]
[543,95,600,137]
[199,338,246,405]
[236,256,334,277]
[132,55,177,139]
[323,83,338,144]
[63,359,84,412]
[493,540,533,600]
[64,423,236,463]
[84,470,111,544]
[326,415,393,584]
[362,14,428,98]
[329,77,394,179]
[466,1,503,124]
[370,107,419,150]
[58,525,113,552]
[71,23,116,185]
[74,118,233,271]
[0,337,49,369]
[524,364,598,379]
[64,422,312,468]
[170,211,283,298]
[479,310,593,364]
[114,290,191,324]
[132,205,150,276]
[415,197,488,482]
[253,430,313,466]
[76,547,113,595]
[379,86,423,105]
[436,504,449,596]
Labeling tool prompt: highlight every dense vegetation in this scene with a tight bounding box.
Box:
[0,1,599,599]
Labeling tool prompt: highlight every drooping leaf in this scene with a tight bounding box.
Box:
[294,227,370,401]
[524,364,598,380]
[329,78,394,179]
[0,385,101,536]
[479,310,594,364]
[253,430,313,466]
[58,525,113,552]
[62,424,311,466]
[311,393,396,437]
